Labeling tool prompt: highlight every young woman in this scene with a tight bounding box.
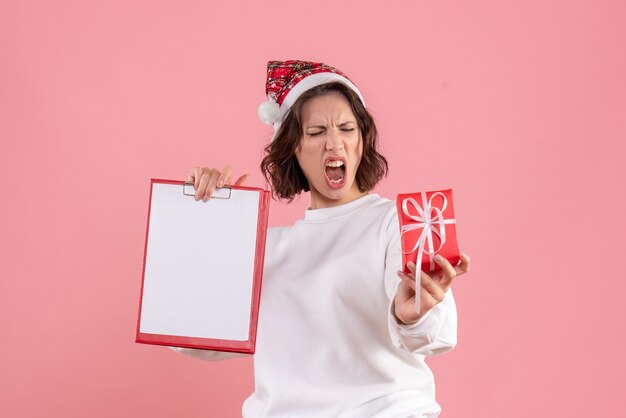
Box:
[173,60,470,418]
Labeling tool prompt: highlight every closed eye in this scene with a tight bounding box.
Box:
[308,128,354,135]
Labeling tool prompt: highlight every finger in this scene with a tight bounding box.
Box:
[420,271,445,303]
[454,251,471,275]
[233,174,250,186]
[397,270,416,291]
[217,165,232,188]
[196,169,213,200]
[434,254,457,289]
[203,169,221,201]
[186,167,201,190]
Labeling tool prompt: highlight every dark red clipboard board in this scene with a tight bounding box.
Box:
[135,179,270,354]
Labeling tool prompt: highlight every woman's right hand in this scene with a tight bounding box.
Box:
[186,166,249,201]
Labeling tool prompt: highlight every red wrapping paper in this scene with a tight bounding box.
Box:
[397,189,460,274]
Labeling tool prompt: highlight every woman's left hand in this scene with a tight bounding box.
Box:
[394,252,471,325]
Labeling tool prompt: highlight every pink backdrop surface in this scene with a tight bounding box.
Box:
[1,1,625,417]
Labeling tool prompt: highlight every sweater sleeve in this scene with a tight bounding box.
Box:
[168,346,249,361]
[383,209,458,356]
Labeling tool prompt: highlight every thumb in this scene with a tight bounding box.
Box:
[233,174,250,186]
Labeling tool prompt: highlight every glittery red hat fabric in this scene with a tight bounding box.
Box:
[264,60,354,105]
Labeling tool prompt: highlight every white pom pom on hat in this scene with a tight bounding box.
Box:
[257,98,280,125]
[258,60,366,139]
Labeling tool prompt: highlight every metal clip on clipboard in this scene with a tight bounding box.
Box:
[183,182,232,199]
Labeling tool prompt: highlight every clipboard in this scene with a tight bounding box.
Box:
[135,178,270,354]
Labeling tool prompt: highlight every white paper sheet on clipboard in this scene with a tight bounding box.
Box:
[136,179,270,354]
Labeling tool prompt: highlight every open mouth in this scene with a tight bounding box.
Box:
[324,159,346,187]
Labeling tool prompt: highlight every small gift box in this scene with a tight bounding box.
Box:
[397,189,460,275]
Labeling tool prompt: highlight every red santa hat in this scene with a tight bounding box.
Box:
[257,60,366,139]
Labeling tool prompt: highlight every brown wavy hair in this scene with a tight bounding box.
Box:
[260,81,388,201]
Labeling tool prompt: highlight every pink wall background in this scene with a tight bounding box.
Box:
[2,1,625,416]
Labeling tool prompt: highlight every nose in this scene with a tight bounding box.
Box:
[325,128,344,151]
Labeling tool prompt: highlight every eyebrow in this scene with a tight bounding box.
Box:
[305,121,356,129]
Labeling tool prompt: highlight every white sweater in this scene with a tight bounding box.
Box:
[171,194,457,417]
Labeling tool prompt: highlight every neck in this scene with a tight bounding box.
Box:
[308,187,368,210]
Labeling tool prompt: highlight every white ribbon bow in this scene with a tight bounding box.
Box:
[400,191,456,313]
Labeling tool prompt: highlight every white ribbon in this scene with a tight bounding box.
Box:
[400,191,456,313]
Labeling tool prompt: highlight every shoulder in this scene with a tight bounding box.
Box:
[267,225,288,242]
[356,194,396,216]
[266,224,298,248]
[357,195,400,241]
[367,194,399,225]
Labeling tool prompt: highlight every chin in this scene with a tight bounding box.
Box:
[312,179,360,203]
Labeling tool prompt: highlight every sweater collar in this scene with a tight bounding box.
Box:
[303,193,380,222]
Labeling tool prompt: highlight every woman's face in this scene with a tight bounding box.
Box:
[295,92,366,209]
